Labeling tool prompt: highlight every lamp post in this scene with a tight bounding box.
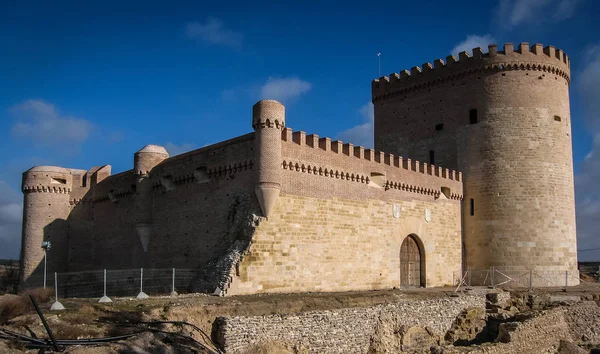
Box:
[41,241,51,289]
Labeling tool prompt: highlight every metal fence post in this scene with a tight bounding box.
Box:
[564,270,568,291]
[466,267,472,290]
[171,268,178,296]
[99,269,112,303]
[137,268,149,299]
[50,272,65,310]
[43,251,47,289]
[490,266,495,288]
[529,270,533,290]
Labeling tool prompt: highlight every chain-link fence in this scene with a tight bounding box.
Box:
[452,268,591,289]
[24,268,197,299]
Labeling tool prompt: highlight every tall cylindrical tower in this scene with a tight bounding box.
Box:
[20,166,73,285]
[252,100,285,218]
[133,145,169,253]
[372,42,577,286]
[458,44,576,284]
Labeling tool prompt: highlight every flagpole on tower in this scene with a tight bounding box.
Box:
[377,53,381,77]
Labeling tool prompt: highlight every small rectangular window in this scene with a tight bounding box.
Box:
[469,109,478,124]
[429,150,435,165]
[470,198,475,216]
[435,123,444,131]
[554,115,561,122]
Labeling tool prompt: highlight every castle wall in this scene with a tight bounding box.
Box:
[228,132,463,295]
[63,135,258,272]
[228,192,461,295]
[372,43,577,283]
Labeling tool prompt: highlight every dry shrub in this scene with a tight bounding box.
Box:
[21,287,54,303]
[242,341,306,354]
[0,287,53,324]
[0,266,19,294]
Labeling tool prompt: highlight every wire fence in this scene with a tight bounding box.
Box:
[451,268,596,290]
[24,268,197,299]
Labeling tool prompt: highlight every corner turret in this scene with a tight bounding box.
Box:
[20,166,74,285]
[252,100,285,218]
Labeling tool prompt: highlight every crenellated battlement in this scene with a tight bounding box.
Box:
[21,166,83,195]
[372,43,571,102]
[281,127,461,183]
[22,185,71,194]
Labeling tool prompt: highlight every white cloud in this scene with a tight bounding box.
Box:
[337,102,374,148]
[0,181,22,260]
[495,0,582,29]
[259,77,312,103]
[164,142,195,156]
[185,18,243,48]
[575,44,600,261]
[10,99,92,147]
[450,34,496,56]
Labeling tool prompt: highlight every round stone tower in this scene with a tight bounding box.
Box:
[372,43,577,286]
[20,166,73,284]
[133,145,169,253]
[252,100,285,218]
[459,44,576,284]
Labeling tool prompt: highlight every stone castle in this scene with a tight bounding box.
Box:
[19,42,578,294]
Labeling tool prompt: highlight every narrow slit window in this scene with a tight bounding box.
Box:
[435,123,444,131]
[470,198,475,216]
[429,150,435,165]
[469,109,478,124]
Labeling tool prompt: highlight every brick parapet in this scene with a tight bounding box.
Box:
[372,43,571,102]
[281,127,463,201]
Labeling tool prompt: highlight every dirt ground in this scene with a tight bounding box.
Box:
[2,284,600,353]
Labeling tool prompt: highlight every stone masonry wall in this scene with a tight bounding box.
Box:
[217,295,486,353]
[227,126,463,295]
[228,191,461,295]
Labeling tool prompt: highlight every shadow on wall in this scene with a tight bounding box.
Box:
[22,218,68,290]
[23,171,264,296]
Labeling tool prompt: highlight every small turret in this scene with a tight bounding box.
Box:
[252,100,285,218]
[133,145,168,253]
[134,145,169,177]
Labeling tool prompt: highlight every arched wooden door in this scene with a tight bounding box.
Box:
[400,235,422,287]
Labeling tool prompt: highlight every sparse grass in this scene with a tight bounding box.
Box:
[0,287,53,324]
[51,321,104,339]
[0,265,19,295]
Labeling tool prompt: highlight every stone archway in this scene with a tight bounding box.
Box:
[400,234,424,287]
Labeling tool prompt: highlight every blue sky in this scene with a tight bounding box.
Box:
[0,0,599,261]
